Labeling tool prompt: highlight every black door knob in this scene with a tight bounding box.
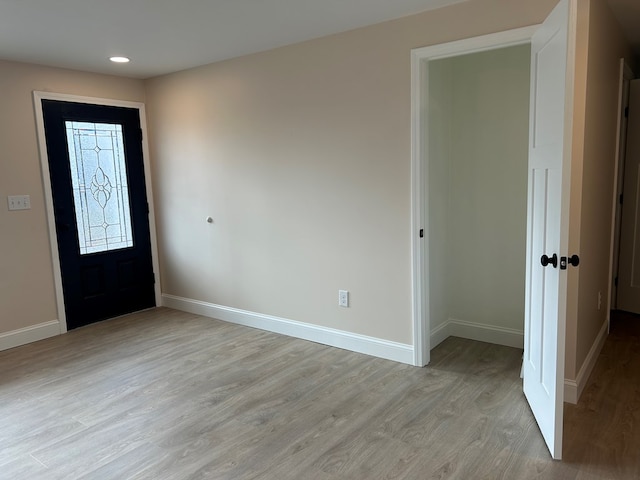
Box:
[560,254,580,270]
[541,254,558,268]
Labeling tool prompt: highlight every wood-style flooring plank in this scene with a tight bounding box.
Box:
[1,307,639,479]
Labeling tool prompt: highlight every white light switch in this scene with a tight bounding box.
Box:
[7,195,31,211]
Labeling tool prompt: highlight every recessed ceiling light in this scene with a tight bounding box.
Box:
[109,56,130,63]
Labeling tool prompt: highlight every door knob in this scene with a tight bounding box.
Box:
[540,254,558,268]
[560,254,580,270]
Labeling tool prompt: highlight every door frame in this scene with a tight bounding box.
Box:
[33,91,162,333]
[608,60,634,317]
[410,25,539,367]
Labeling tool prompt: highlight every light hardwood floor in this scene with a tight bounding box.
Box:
[0,308,638,479]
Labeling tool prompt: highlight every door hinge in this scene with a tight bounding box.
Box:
[419,229,424,238]
[615,276,618,287]
[625,106,629,118]
[620,193,624,205]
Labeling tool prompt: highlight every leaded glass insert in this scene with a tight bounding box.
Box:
[65,121,134,255]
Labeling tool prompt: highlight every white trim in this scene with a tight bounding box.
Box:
[448,318,524,349]
[137,104,163,308]
[429,321,450,349]
[162,294,415,365]
[410,43,429,367]
[563,378,579,405]
[564,320,608,404]
[608,59,634,318]
[430,318,524,349]
[412,26,539,61]
[32,92,162,331]
[410,25,539,367]
[554,0,578,417]
[0,321,60,352]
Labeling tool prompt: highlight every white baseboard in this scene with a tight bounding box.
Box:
[564,320,608,404]
[563,378,579,405]
[162,294,415,365]
[431,318,524,349]
[430,321,450,349]
[0,320,61,352]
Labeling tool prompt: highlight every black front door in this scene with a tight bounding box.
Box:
[42,100,155,330]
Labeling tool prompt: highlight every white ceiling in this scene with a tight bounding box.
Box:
[0,0,468,79]
[0,0,638,80]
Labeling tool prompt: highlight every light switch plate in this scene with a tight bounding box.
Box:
[8,195,31,211]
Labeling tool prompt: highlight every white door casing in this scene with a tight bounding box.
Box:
[617,80,640,314]
[410,26,539,367]
[523,0,575,461]
[610,61,633,313]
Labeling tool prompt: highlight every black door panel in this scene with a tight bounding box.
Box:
[42,100,155,329]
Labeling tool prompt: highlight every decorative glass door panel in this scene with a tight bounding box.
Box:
[65,121,134,254]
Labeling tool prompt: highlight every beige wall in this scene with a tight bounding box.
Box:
[428,45,530,337]
[565,0,635,379]
[0,60,145,334]
[145,0,558,345]
[2,0,629,386]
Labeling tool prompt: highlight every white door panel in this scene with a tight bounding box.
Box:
[523,0,574,460]
[617,80,640,314]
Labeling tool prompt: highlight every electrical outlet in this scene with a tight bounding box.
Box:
[597,291,602,311]
[338,290,349,308]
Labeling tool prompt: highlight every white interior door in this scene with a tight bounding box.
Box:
[523,0,574,460]
[617,80,640,314]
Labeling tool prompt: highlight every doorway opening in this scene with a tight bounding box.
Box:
[426,43,531,353]
[410,26,538,367]
[611,66,639,317]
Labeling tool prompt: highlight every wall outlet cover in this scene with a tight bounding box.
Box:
[338,290,349,307]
